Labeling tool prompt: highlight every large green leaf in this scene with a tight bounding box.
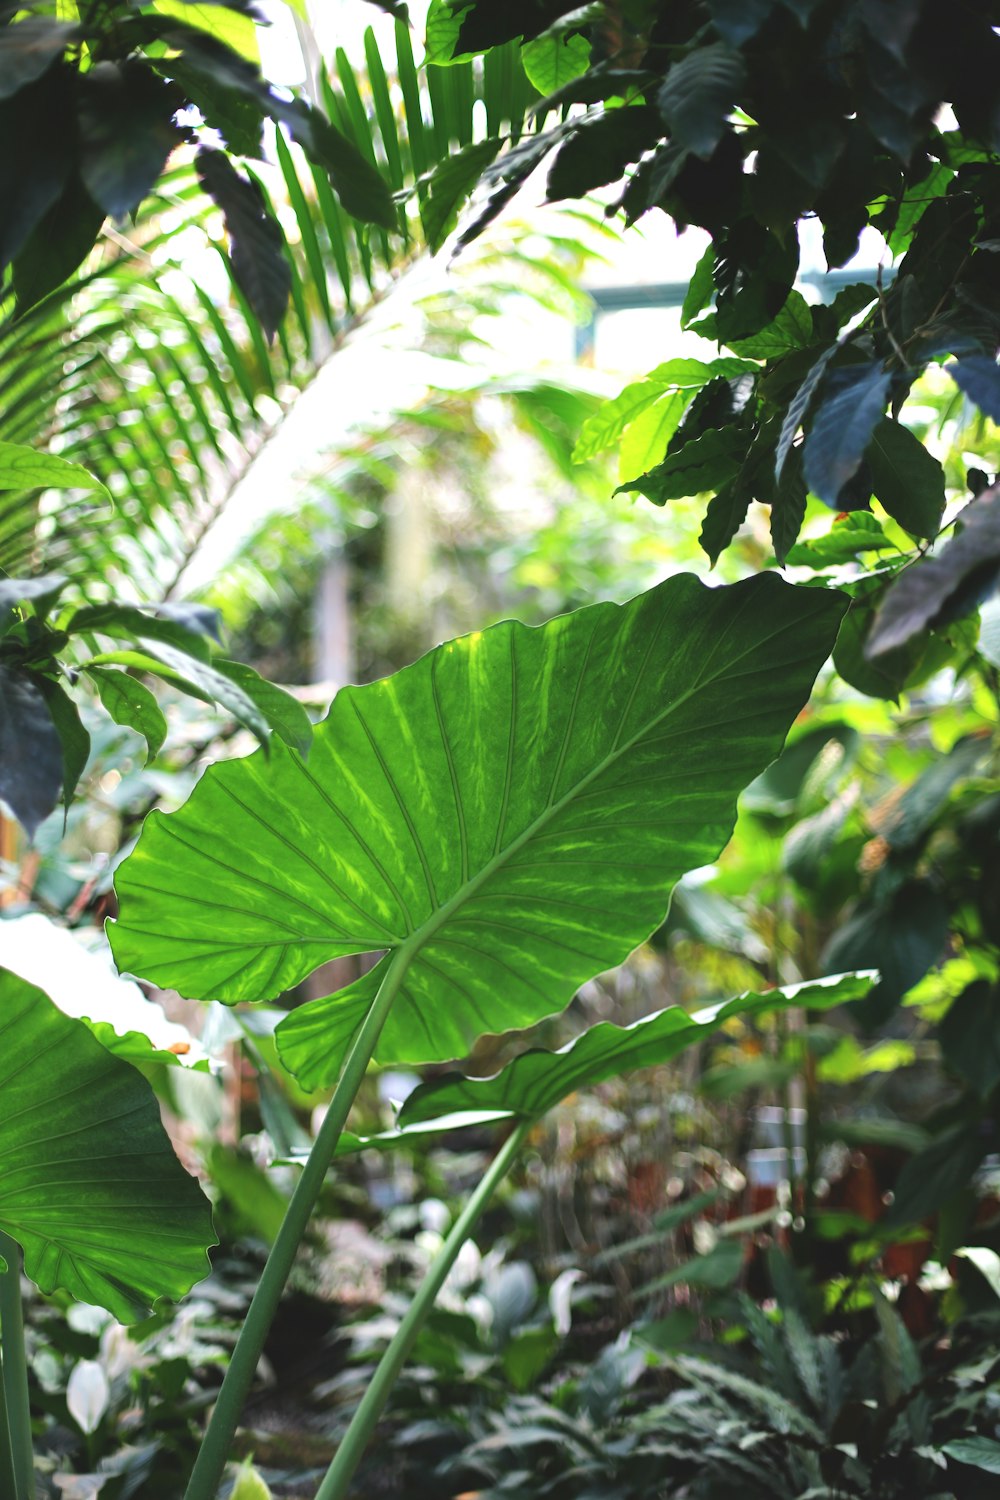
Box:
[111,574,845,1088]
[328,973,875,1147]
[0,968,215,1323]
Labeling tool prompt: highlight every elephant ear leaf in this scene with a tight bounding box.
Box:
[0,968,215,1323]
[110,574,846,1089]
[397,972,875,1128]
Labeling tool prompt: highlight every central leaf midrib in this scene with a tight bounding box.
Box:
[400,609,777,963]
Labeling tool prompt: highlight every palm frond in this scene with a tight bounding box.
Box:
[0,25,542,599]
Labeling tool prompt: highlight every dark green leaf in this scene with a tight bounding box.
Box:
[196,148,290,341]
[707,0,776,45]
[723,289,814,358]
[420,137,502,253]
[657,43,746,160]
[109,575,847,1089]
[154,601,223,643]
[949,354,1000,422]
[33,675,90,812]
[803,364,890,507]
[835,593,927,699]
[137,640,271,742]
[822,880,949,1027]
[12,172,106,315]
[86,667,168,764]
[771,446,809,564]
[0,575,70,614]
[882,1121,986,1229]
[276,100,397,230]
[68,603,213,662]
[866,487,1000,657]
[615,427,744,505]
[0,968,214,1323]
[0,17,78,100]
[639,1238,744,1297]
[699,481,750,564]
[78,61,181,221]
[0,664,63,838]
[866,418,945,540]
[154,52,263,155]
[547,107,662,202]
[776,343,838,480]
[399,974,872,1126]
[0,63,73,273]
[937,982,1000,1098]
[213,659,312,755]
[943,1438,1000,1475]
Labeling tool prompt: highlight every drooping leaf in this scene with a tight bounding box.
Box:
[0,968,215,1323]
[680,244,715,328]
[34,676,91,812]
[399,973,873,1127]
[866,486,1000,657]
[0,442,110,501]
[420,137,502,253]
[803,364,890,507]
[86,667,168,764]
[0,17,78,100]
[0,62,73,274]
[546,106,662,201]
[657,42,746,159]
[775,343,838,480]
[948,354,1000,422]
[68,602,213,663]
[77,61,181,221]
[197,148,291,340]
[12,172,106,315]
[943,1438,1000,1476]
[213,659,313,755]
[866,417,945,539]
[723,289,814,359]
[109,576,845,1090]
[0,665,63,838]
[615,427,744,505]
[699,481,750,564]
[770,446,809,564]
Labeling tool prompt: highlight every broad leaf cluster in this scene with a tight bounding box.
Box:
[427,0,1000,669]
[0,0,395,325]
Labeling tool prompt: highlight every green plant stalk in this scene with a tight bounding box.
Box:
[183,945,416,1500]
[315,1117,532,1500]
[0,1232,34,1500]
[0,1359,15,1500]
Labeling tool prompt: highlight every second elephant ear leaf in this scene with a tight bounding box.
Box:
[0,968,215,1324]
[111,574,846,1088]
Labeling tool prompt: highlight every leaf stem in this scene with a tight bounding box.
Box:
[314,1118,531,1500]
[0,1232,34,1500]
[183,945,416,1500]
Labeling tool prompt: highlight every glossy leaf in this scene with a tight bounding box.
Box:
[0,18,78,99]
[213,659,313,755]
[399,973,873,1127]
[0,441,110,500]
[657,42,746,159]
[0,968,214,1323]
[949,354,1000,422]
[803,364,890,507]
[866,486,1000,657]
[420,137,502,253]
[197,148,291,341]
[86,666,168,764]
[615,427,744,505]
[111,574,846,1089]
[866,417,944,539]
